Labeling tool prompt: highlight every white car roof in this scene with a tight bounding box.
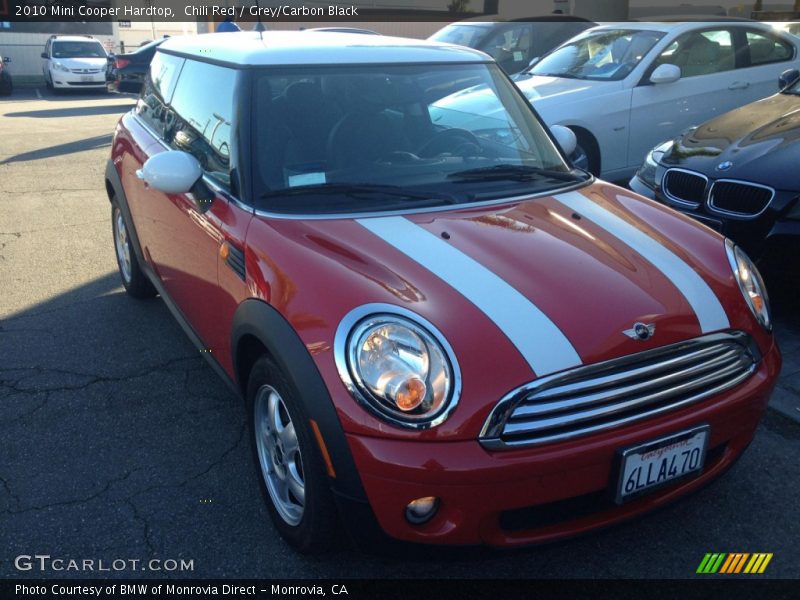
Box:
[51,36,104,43]
[585,21,784,34]
[159,31,490,66]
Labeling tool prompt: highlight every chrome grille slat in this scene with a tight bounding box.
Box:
[480,332,759,449]
[530,344,733,404]
[511,348,742,419]
[503,358,748,436]
[500,370,754,447]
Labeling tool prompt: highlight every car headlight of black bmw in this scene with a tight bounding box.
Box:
[636,140,673,189]
[726,239,771,331]
[334,305,461,429]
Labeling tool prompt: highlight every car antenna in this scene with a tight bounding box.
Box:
[254,0,266,37]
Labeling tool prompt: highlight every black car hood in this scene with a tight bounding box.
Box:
[662,92,800,190]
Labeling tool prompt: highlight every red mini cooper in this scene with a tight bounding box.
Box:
[106,32,780,552]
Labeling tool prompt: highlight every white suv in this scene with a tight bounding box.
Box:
[41,35,108,91]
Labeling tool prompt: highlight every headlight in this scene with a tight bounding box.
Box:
[725,239,771,331]
[635,140,672,189]
[53,62,70,72]
[334,306,460,429]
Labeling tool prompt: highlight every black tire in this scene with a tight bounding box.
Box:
[111,199,156,299]
[574,129,601,177]
[247,355,339,553]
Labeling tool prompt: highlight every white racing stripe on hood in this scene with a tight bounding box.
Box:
[357,216,582,376]
[555,191,729,332]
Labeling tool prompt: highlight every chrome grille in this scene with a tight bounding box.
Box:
[70,68,102,74]
[663,168,707,208]
[709,180,774,218]
[480,332,759,449]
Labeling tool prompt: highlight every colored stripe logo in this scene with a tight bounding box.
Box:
[697,553,773,574]
[357,216,582,376]
[555,191,730,333]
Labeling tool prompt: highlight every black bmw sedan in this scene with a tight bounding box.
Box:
[631,69,800,263]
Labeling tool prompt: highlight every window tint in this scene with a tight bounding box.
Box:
[149,51,183,102]
[52,41,106,59]
[168,60,236,188]
[482,24,534,71]
[745,30,793,66]
[655,29,734,77]
[251,63,574,214]
[136,52,184,138]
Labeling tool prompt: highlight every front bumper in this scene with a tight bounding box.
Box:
[51,71,106,88]
[346,342,780,547]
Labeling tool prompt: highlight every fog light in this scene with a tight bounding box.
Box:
[405,496,439,525]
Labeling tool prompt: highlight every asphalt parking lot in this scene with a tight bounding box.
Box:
[1,87,800,579]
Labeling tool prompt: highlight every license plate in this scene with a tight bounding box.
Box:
[80,75,93,82]
[614,425,709,504]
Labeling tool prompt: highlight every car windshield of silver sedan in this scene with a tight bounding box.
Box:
[530,29,663,81]
[252,62,587,214]
[52,41,106,59]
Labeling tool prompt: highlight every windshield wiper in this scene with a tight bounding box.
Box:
[260,183,458,204]
[447,164,584,183]
[534,72,580,79]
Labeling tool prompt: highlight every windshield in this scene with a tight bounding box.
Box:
[429,24,490,48]
[531,29,663,81]
[251,62,585,214]
[52,41,106,59]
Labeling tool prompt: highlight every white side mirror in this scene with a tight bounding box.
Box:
[650,63,681,85]
[551,125,577,156]
[136,151,202,194]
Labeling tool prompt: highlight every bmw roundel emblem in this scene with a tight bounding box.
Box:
[717,161,733,171]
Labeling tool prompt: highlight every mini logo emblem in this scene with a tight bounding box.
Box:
[624,322,656,341]
[717,161,733,171]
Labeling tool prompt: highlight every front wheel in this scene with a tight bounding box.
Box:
[248,356,339,553]
[111,200,156,299]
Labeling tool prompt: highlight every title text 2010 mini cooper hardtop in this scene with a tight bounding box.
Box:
[105,32,780,552]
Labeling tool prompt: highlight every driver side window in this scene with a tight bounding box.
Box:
[654,30,734,78]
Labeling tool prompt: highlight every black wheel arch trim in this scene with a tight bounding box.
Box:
[231,299,369,504]
[105,159,147,268]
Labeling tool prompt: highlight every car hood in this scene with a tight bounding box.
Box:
[54,57,107,69]
[662,92,800,188]
[513,73,612,104]
[430,75,610,128]
[249,182,753,440]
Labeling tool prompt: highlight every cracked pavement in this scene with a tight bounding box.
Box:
[1,88,799,579]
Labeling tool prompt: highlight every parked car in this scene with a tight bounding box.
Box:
[106,31,779,553]
[504,22,800,179]
[0,54,12,96]
[306,27,380,35]
[429,17,595,75]
[630,68,800,262]
[41,35,108,92]
[107,37,168,94]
